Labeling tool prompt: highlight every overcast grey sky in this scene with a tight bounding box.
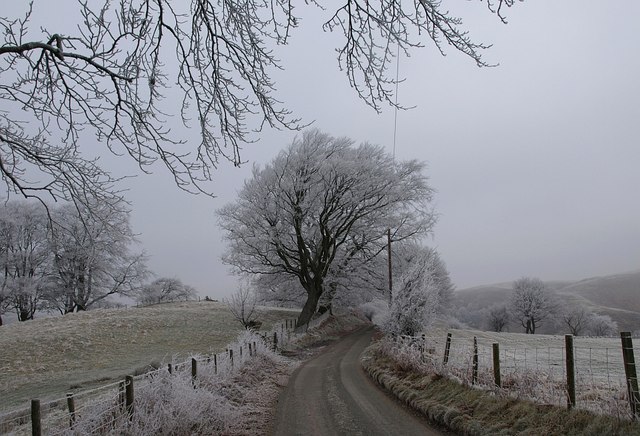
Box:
[5,1,640,298]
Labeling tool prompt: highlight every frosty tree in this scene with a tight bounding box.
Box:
[218,129,435,327]
[0,1,518,209]
[225,284,260,330]
[386,246,452,336]
[487,305,510,332]
[135,277,196,306]
[391,242,454,309]
[0,201,49,321]
[561,305,591,336]
[509,277,555,334]
[46,201,148,313]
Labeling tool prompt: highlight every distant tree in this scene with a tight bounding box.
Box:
[487,305,510,332]
[46,202,148,313]
[509,277,555,334]
[0,201,50,321]
[561,305,591,336]
[225,285,260,330]
[0,1,516,209]
[587,314,618,337]
[136,278,196,306]
[385,247,450,336]
[219,129,435,327]
[450,303,488,330]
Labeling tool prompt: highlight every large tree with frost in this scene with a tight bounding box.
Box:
[218,129,434,326]
[45,201,148,313]
[0,1,517,209]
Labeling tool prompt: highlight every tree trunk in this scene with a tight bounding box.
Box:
[18,307,30,322]
[0,314,3,326]
[297,288,321,328]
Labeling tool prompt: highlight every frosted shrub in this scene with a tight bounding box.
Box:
[359,299,390,327]
[131,373,237,435]
[48,329,290,435]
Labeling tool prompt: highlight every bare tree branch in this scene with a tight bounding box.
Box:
[1,1,518,209]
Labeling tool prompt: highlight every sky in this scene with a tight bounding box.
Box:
[4,1,640,299]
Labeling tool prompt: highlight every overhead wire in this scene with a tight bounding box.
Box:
[392,41,400,160]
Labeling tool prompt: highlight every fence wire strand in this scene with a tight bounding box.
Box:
[392,331,639,420]
[1,317,301,436]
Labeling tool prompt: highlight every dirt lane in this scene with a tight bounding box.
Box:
[273,327,446,436]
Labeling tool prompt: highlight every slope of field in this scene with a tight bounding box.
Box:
[454,270,640,332]
[0,301,298,411]
[556,271,640,312]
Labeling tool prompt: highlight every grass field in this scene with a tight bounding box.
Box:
[0,301,298,411]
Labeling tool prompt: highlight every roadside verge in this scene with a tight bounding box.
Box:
[361,336,640,436]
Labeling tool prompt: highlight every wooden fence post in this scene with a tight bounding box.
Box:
[621,332,640,419]
[118,380,126,411]
[273,331,278,351]
[31,399,41,436]
[191,358,197,385]
[565,334,576,409]
[214,354,218,374]
[66,393,76,428]
[472,337,478,385]
[229,349,234,367]
[443,333,452,366]
[492,343,501,388]
[168,363,172,374]
[240,345,243,359]
[125,376,134,419]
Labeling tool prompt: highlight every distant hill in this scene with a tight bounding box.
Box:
[453,271,640,333]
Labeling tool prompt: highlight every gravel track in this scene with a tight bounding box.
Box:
[273,327,445,436]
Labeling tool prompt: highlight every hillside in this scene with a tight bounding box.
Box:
[0,301,298,411]
[453,270,640,333]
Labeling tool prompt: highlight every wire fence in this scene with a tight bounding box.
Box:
[391,330,640,420]
[0,318,303,436]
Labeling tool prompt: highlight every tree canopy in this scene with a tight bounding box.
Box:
[218,129,435,326]
[0,1,518,207]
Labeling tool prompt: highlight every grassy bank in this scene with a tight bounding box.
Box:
[361,337,640,436]
[0,301,298,411]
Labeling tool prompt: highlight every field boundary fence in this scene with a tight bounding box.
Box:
[391,330,640,421]
[0,316,313,436]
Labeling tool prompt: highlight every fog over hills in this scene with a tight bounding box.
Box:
[453,270,640,333]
